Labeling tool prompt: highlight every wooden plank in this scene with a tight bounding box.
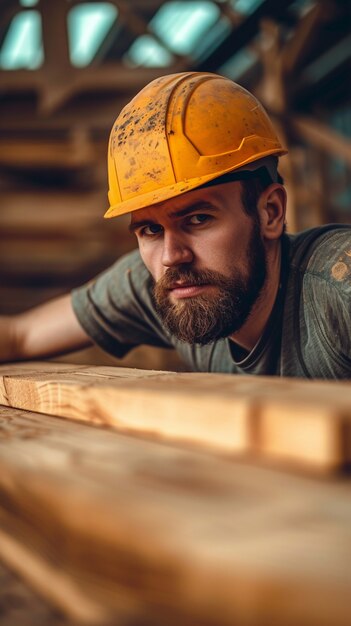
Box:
[1,363,351,471]
[0,405,351,625]
[0,363,251,456]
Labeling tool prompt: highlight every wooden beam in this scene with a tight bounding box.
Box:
[80,0,164,9]
[0,66,174,115]
[38,0,72,113]
[1,403,351,625]
[291,116,351,167]
[1,363,351,471]
[0,96,127,132]
[255,19,286,114]
[299,33,351,87]
[281,0,333,75]
[196,0,296,72]
[0,138,100,169]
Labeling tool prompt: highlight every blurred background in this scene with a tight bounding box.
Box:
[0,0,350,369]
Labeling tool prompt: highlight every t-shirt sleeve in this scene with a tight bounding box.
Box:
[303,229,351,371]
[71,249,173,357]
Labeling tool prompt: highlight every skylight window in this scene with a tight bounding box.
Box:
[126,35,174,67]
[67,2,118,67]
[0,10,43,70]
[150,1,220,56]
[20,0,39,6]
[231,0,265,15]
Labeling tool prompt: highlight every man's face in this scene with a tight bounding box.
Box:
[129,182,267,344]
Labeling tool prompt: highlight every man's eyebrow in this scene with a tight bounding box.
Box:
[128,219,156,234]
[129,202,218,233]
[169,202,218,218]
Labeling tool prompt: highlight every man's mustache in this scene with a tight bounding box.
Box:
[155,267,233,291]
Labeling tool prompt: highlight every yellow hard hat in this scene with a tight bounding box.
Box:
[105,72,287,219]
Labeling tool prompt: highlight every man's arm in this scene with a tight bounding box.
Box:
[0,294,93,362]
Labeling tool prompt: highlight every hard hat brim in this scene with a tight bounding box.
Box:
[104,148,287,219]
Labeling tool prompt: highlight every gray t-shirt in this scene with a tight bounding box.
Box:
[71,226,351,379]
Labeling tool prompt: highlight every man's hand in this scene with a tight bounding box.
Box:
[0,294,92,363]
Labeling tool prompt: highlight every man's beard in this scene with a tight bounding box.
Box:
[152,222,267,345]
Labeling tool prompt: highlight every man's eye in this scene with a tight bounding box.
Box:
[188,214,211,225]
[141,224,163,237]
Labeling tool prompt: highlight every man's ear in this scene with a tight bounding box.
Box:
[257,184,286,240]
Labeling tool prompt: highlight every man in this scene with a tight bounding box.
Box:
[1,72,350,378]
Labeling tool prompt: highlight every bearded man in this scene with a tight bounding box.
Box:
[1,73,350,378]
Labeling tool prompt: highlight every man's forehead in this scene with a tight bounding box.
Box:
[129,180,242,224]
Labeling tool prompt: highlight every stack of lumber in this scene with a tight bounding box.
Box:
[0,363,351,625]
[0,187,130,315]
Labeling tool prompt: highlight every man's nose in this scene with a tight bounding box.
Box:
[161,231,194,267]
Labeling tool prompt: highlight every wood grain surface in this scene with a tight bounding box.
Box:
[1,362,351,471]
[0,405,351,626]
